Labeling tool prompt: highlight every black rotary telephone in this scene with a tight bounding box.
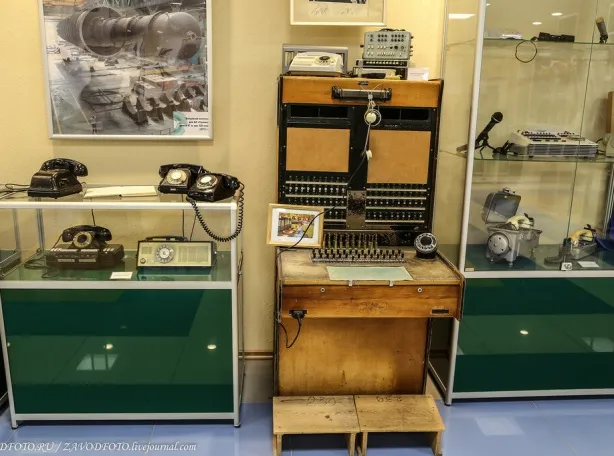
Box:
[28,159,88,198]
[158,164,244,242]
[187,172,244,242]
[45,225,125,270]
[158,164,205,194]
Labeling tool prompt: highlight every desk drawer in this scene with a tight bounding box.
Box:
[282,285,460,319]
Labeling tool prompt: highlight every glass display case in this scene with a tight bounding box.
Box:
[0,210,21,278]
[0,191,244,427]
[432,0,614,403]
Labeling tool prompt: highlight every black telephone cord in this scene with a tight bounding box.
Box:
[188,183,245,242]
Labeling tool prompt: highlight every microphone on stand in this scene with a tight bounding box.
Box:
[457,112,503,152]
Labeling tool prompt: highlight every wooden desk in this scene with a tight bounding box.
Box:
[275,249,463,396]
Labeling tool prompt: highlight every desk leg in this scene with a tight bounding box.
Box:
[273,434,282,456]
[428,431,442,456]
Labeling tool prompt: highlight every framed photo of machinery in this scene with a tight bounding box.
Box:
[290,0,387,26]
[267,204,324,248]
[37,0,213,140]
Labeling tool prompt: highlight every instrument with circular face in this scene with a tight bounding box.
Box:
[487,232,511,255]
[73,231,93,249]
[196,174,218,191]
[167,169,188,185]
[155,244,175,264]
[414,232,438,259]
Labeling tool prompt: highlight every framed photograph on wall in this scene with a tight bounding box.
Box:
[290,0,387,26]
[267,204,324,248]
[38,0,213,140]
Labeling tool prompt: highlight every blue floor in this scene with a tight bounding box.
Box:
[0,399,612,455]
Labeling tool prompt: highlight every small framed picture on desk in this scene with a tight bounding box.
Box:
[267,204,324,248]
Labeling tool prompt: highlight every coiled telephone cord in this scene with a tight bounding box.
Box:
[188,184,245,242]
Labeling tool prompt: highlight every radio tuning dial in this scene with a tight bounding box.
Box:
[155,244,175,263]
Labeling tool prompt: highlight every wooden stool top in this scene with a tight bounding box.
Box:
[355,395,444,433]
[273,396,360,435]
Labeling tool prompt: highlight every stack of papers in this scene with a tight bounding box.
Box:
[84,186,158,198]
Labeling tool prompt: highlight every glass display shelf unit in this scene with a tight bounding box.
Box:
[432,0,614,404]
[0,189,244,428]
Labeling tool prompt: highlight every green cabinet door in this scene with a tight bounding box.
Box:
[453,278,614,393]
[1,289,233,414]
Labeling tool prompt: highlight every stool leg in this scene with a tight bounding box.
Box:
[358,432,368,456]
[347,433,356,456]
[428,431,442,456]
[273,434,282,456]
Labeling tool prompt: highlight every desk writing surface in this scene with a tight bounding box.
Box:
[279,249,460,286]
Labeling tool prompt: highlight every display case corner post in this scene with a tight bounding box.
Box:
[230,206,241,427]
[0,295,18,428]
[444,318,461,405]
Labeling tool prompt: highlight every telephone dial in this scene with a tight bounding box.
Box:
[158,164,245,242]
[28,159,88,198]
[45,225,125,269]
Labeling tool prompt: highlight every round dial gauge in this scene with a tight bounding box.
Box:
[155,244,175,263]
[488,233,510,255]
[73,231,93,249]
[167,169,188,185]
[415,233,437,253]
[197,174,218,190]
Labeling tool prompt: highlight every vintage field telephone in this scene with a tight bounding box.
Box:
[28,159,88,198]
[545,225,598,264]
[45,225,125,269]
[158,164,245,242]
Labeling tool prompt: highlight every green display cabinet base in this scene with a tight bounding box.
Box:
[430,277,614,402]
[0,289,238,425]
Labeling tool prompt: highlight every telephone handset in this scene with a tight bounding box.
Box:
[158,164,206,194]
[41,159,88,176]
[62,225,112,248]
[187,172,245,242]
[28,158,88,198]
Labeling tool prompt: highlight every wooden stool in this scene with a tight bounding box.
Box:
[355,395,445,456]
[273,396,360,456]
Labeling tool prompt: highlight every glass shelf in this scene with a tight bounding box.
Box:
[474,153,614,163]
[1,251,232,285]
[0,189,236,211]
[484,38,614,47]
[465,244,614,273]
[447,38,614,49]
[440,149,614,164]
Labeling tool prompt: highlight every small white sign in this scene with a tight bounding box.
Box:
[578,261,600,268]
[561,262,573,271]
[110,272,133,280]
